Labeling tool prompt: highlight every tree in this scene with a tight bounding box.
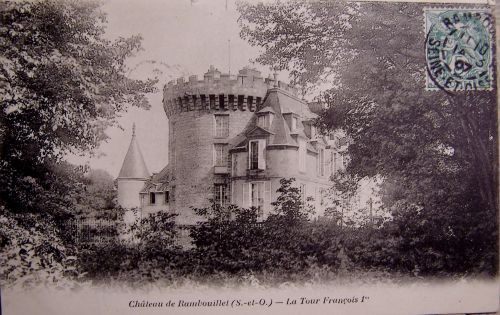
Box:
[324,170,359,228]
[268,178,312,224]
[238,1,497,275]
[0,0,156,286]
[238,1,357,95]
[190,204,266,274]
[190,179,345,279]
[75,169,117,218]
[0,205,78,288]
[0,0,156,216]
[264,178,338,274]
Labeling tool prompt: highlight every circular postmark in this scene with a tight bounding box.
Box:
[425,10,493,92]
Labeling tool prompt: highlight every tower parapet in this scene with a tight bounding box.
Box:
[163,66,299,117]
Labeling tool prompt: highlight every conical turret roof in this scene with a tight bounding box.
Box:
[118,124,150,179]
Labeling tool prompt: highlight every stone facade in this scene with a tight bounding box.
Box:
[117,66,347,225]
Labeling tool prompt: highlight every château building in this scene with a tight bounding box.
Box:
[117,66,347,225]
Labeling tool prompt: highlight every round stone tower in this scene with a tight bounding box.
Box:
[117,124,150,209]
[163,66,276,224]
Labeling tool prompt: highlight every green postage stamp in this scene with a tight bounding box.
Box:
[425,8,494,92]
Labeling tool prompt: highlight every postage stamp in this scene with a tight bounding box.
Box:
[425,8,494,92]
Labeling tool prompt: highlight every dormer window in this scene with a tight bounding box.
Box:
[282,112,299,132]
[256,107,275,129]
[258,113,273,129]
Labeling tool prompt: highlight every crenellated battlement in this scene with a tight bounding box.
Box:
[163,66,299,117]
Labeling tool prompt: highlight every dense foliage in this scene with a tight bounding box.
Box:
[78,211,185,285]
[0,0,156,217]
[0,206,78,288]
[77,178,490,287]
[78,179,351,285]
[75,169,119,219]
[238,1,497,276]
[0,0,155,286]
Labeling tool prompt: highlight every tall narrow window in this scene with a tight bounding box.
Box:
[299,143,306,172]
[215,115,229,138]
[248,140,266,170]
[149,192,156,205]
[231,154,237,176]
[251,182,265,217]
[319,149,325,176]
[214,144,228,166]
[164,191,170,204]
[213,184,227,206]
[249,140,259,169]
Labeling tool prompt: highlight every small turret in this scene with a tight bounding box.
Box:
[117,124,150,209]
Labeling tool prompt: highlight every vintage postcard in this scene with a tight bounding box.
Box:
[1,0,498,314]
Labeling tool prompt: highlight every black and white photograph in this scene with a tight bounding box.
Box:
[0,0,498,314]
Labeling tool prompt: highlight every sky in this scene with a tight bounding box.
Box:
[67,0,283,177]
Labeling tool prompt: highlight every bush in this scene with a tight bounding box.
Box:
[190,205,267,274]
[189,179,346,281]
[77,210,185,284]
[0,206,78,288]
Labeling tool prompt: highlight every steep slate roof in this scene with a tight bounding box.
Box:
[243,88,318,148]
[270,114,296,145]
[276,90,318,120]
[117,126,150,179]
[230,88,321,149]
